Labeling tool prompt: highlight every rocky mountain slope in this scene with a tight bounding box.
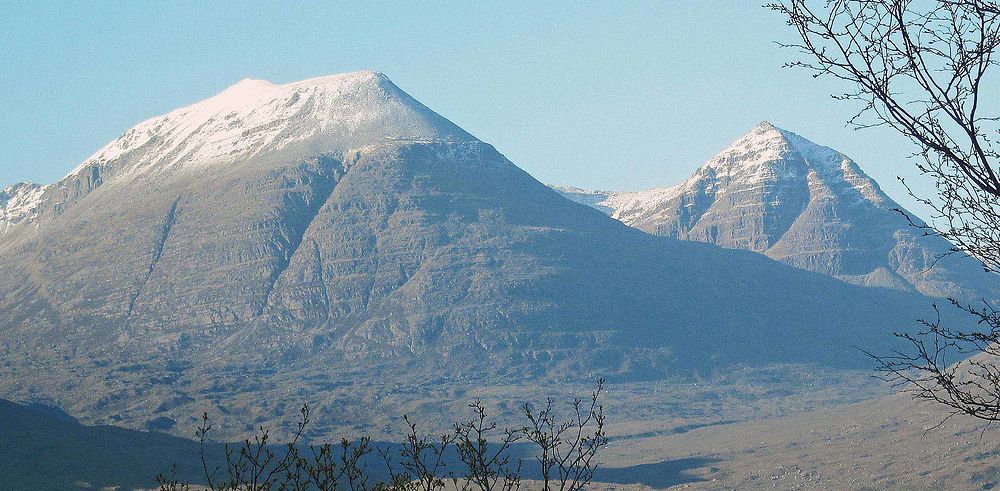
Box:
[0,182,47,234]
[0,73,941,437]
[554,122,997,301]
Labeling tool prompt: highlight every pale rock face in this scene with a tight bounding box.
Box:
[554,122,996,301]
[0,182,47,235]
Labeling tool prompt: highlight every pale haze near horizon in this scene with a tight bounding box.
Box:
[0,1,934,214]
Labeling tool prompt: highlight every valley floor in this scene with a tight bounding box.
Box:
[7,366,998,490]
[595,392,1000,490]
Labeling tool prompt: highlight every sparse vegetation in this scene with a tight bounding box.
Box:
[156,380,607,491]
[451,400,522,491]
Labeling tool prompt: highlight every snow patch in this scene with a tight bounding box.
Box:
[0,182,48,235]
[599,185,685,221]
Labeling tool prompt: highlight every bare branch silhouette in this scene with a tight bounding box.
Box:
[773,0,1000,425]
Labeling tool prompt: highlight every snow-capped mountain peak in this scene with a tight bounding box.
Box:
[592,122,888,223]
[718,122,886,204]
[705,122,844,180]
[69,70,474,180]
[553,122,994,300]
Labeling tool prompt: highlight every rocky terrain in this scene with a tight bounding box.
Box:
[554,122,998,302]
[0,72,951,441]
[0,181,46,234]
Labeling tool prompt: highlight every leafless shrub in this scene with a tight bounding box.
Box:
[521,379,607,491]
[452,400,522,491]
[157,381,607,491]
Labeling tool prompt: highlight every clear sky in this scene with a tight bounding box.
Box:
[0,1,932,212]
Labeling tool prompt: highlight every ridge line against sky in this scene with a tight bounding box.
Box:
[0,1,933,215]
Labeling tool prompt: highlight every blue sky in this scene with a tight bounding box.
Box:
[0,1,930,211]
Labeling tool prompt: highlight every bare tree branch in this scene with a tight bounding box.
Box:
[773,0,1000,427]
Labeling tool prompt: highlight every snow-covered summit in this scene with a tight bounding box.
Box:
[717,122,883,203]
[570,122,890,224]
[688,121,869,196]
[708,121,842,173]
[70,70,475,179]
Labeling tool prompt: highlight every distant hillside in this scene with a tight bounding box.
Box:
[0,398,207,490]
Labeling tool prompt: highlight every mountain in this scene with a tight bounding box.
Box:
[554,122,997,301]
[0,73,939,437]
